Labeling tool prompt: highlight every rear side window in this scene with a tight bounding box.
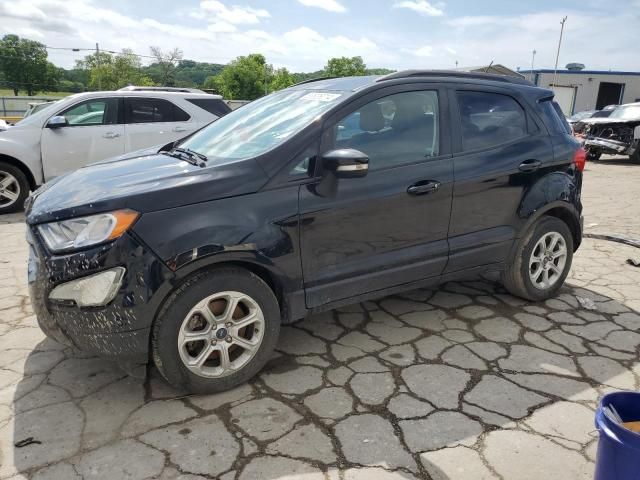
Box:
[186,98,232,117]
[538,99,572,134]
[457,91,527,151]
[126,98,190,123]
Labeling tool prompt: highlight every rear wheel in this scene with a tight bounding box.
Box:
[502,216,574,301]
[152,267,280,393]
[631,148,640,164]
[0,162,29,214]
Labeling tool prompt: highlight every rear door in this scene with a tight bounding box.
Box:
[123,97,194,151]
[299,85,453,308]
[41,97,124,180]
[446,87,554,272]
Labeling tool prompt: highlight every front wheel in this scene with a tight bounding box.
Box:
[0,162,29,214]
[586,150,601,162]
[502,217,574,301]
[152,267,281,394]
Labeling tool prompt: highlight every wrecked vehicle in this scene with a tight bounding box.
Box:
[574,102,640,162]
[26,71,584,393]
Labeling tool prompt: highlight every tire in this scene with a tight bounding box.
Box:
[0,161,29,214]
[502,216,574,302]
[586,150,601,161]
[152,266,280,394]
[631,148,640,164]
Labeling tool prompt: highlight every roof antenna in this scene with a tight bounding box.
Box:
[484,61,494,73]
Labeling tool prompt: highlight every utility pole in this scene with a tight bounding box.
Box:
[95,42,102,90]
[530,49,536,82]
[552,16,567,88]
[264,63,268,96]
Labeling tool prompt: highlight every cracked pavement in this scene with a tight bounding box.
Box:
[1,157,639,479]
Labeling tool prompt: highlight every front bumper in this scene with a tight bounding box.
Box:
[27,227,174,362]
[583,136,639,156]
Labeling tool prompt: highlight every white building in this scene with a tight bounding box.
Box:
[519,66,640,116]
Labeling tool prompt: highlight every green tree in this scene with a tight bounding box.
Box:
[0,34,50,95]
[76,49,153,90]
[212,54,269,100]
[324,56,367,77]
[269,67,294,92]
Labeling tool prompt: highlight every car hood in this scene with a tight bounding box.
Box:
[578,117,640,126]
[26,152,269,225]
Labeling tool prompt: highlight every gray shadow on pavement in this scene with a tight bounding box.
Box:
[5,280,639,479]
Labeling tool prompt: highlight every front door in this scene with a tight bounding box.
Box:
[299,86,453,308]
[446,87,554,272]
[41,97,124,180]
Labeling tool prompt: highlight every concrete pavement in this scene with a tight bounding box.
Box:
[0,156,638,479]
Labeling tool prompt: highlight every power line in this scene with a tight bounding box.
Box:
[2,43,158,60]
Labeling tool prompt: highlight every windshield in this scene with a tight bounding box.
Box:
[180,89,345,163]
[609,105,640,120]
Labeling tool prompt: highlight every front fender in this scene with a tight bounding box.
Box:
[0,127,43,185]
[132,186,304,313]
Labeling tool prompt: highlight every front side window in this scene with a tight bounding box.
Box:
[457,91,528,151]
[180,89,346,164]
[126,98,190,123]
[60,98,119,126]
[328,90,440,171]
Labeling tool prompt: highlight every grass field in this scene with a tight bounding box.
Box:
[0,89,73,98]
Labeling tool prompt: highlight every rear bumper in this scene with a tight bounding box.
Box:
[27,228,175,363]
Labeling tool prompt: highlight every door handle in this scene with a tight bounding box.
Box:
[407,181,441,195]
[172,126,187,132]
[518,159,542,172]
[103,132,121,139]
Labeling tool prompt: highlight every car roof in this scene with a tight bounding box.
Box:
[62,90,223,100]
[288,70,548,99]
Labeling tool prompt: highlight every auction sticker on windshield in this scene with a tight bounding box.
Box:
[300,92,342,102]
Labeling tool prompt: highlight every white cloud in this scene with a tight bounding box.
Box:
[393,1,444,17]
[199,0,270,25]
[413,45,433,57]
[207,21,237,33]
[297,0,347,13]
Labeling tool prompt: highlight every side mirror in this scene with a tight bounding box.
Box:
[47,116,67,128]
[321,148,369,178]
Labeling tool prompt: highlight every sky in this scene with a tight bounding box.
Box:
[1,0,639,73]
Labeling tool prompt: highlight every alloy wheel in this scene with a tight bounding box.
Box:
[529,231,567,290]
[177,291,265,378]
[0,171,20,208]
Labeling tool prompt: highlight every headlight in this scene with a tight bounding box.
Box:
[38,210,139,252]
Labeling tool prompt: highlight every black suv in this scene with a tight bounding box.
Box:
[26,71,585,393]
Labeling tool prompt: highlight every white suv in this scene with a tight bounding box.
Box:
[0,87,230,213]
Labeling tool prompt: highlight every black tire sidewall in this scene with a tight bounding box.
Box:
[0,162,29,214]
[517,217,574,301]
[152,267,280,394]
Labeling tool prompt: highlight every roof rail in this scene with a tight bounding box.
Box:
[292,76,337,87]
[377,70,533,86]
[117,86,207,94]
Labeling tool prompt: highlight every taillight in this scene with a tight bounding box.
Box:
[574,147,586,172]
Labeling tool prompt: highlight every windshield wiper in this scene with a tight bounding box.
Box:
[162,147,208,167]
